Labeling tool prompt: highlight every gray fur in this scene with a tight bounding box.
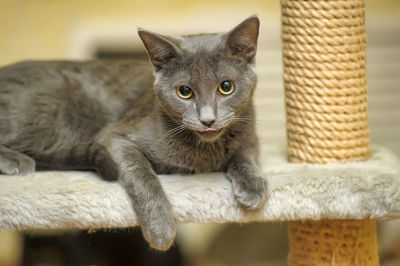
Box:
[0,16,267,250]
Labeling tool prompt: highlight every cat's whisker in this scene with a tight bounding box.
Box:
[166,125,188,137]
[216,138,224,151]
[171,125,186,134]
[164,124,184,136]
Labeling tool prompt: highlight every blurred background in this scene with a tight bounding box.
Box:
[0,0,399,265]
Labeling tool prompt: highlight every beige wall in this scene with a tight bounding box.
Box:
[0,0,280,65]
[1,0,398,65]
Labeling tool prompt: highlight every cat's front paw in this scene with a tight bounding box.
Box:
[0,149,35,175]
[140,206,176,251]
[230,175,268,210]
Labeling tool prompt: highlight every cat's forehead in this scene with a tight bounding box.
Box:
[177,33,224,53]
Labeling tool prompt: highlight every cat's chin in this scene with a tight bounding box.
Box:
[194,129,224,142]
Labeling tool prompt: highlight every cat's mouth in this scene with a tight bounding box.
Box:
[194,127,224,141]
[204,127,218,132]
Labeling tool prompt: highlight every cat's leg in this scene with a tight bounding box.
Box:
[0,145,35,175]
[92,139,176,250]
[89,143,119,181]
[226,152,268,210]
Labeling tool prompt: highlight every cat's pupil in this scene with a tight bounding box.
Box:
[179,86,191,96]
[220,81,232,92]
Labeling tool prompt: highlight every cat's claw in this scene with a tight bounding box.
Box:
[231,175,268,210]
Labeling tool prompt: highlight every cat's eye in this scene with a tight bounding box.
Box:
[177,85,193,99]
[218,80,235,95]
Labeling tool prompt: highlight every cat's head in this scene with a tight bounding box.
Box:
[138,16,259,142]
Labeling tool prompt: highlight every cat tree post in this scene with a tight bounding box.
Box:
[281,0,379,265]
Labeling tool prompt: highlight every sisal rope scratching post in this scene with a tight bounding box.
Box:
[281,0,379,265]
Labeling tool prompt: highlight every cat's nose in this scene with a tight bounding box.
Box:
[201,119,215,127]
[199,106,216,127]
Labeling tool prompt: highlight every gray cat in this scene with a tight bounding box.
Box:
[0,16,267,250]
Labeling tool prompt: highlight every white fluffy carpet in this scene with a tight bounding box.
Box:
[1,145,400,231]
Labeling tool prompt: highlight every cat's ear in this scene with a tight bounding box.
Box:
[225,16,260,61]
[138,29,181,70]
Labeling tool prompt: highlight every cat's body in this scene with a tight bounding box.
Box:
[0,16,267,250]
[0,60,154,170]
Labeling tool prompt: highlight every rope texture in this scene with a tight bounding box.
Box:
[289,220,379,265]
[282,0,371,163]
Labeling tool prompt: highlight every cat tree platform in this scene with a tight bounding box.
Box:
[1,144,399,231]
